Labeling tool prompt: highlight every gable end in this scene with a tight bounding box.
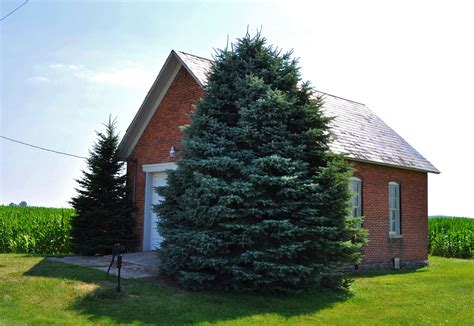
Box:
[117,54,183,159]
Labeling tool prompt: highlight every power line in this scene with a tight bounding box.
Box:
[0,135,87,159]
[0,0,29,22]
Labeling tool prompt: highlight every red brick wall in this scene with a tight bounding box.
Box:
[126,67,429,264]
[351,161,428,263]
[126,67,204,250]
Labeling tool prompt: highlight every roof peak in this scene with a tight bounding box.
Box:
[316,90,365,106]
[175,50,212,62]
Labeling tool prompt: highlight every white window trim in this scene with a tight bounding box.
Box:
[349,177,362,222]
[388,181,401,237]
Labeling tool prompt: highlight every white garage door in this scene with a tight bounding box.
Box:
[150,172,167,250]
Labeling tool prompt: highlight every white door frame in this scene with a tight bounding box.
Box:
[142,162,177,251]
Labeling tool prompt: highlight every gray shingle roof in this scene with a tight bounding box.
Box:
[175,51,212,87]
[319,93,439,173]
[176,51,439,174]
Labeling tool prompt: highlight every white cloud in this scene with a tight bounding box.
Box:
[48,63,85,71]
[26,76,50,83]
[46,62,153,89]
[68,64,85,71]
[88,68,154,89]
[48,63,65,70]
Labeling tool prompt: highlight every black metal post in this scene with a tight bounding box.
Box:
[107,243,122,279]
[117,254,122,293]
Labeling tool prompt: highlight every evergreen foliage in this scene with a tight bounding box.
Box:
[70,117,134,255]
[157,33,367,292]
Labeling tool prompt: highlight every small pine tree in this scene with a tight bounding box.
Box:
[157,33,367,292]
[70,117,134,255]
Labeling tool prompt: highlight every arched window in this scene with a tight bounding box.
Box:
[389,182,401,236]
[349,177,362,218]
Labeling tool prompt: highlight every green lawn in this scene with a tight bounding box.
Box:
[0,255,472,325]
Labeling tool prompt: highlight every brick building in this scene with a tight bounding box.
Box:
[117,50,439,269]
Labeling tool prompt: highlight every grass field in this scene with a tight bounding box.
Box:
[0,254,472,325]
[0,206,75,254]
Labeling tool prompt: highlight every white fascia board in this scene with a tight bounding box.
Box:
[117,52,183,160]
[142,162,177,173]
[346,157,440,174]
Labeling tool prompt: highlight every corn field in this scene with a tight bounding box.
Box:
[429,217,473,259]
[0,206,75,254]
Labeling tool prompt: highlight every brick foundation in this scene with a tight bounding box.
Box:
[343,259,428,272]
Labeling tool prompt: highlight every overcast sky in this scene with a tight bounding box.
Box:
[1,0,473,217]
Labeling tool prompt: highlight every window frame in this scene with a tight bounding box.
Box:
[349,177,362,220]
[388,181,401,236]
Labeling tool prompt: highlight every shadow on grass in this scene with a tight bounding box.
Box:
[24,258,354,325]
[17,253,75,258]
[350,265,429,279]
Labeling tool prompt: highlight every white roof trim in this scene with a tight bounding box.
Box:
[117,53,182,159]
[347,157,440,174]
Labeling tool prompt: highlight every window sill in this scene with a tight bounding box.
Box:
[389,234,403,239]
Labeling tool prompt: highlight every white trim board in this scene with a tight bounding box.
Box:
[142,171,154,251]
[142,162,176,250]
[142,162,177,173]
[142,166,175,251]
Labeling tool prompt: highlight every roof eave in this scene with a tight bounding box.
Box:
[346,156,441,174]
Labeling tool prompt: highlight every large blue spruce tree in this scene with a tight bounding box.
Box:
[156,33,366,292]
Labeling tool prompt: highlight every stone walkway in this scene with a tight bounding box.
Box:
[48,251,160,279]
